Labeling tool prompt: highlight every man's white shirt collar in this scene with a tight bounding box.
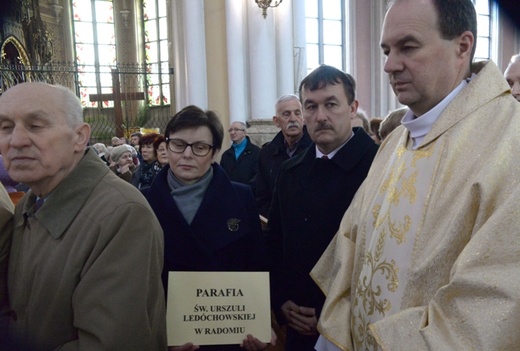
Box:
[315,130,355,159]
[402,74,476,149]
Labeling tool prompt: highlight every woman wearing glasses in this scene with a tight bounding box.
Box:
[143,105,272,351]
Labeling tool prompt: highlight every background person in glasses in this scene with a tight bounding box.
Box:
[220,121,260,193]
[142,105,272,351]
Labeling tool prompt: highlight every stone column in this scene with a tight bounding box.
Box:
[292,0,307,92]
[171,0,208,109]
[275,0,296,96]
[247,1,278,120]
[225,0,248,124]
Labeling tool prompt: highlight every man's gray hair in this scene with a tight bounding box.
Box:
[275,94,300,109]
[231,121,247,130]
[355,109,370,132]
[54,84,84,127]
[511,54,520,64]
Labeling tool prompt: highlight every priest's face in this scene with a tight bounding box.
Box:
[380,0,472,116]
[302,83,357,155]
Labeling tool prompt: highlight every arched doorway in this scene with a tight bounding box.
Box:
[0,35,31,93]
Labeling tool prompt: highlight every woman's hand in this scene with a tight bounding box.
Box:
[120,164,131,174]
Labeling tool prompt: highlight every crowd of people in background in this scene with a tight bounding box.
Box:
[87,133,168,188]
[81,84,404,199]
[1,0,520,350]
[83,93,401,199]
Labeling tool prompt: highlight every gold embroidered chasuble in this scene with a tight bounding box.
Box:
[311,61,520,351]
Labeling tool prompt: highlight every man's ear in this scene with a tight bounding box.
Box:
[273,116,280,128]
[74,123,91,152]
[457,30,474,59]
[349,99,359,115]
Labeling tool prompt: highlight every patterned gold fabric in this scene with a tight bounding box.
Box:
[311,61,520,351]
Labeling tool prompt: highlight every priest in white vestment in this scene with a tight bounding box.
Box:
[311,0,520,350]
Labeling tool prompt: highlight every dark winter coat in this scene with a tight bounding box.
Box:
[143,163,268,350]
[219,136,260,193]
[266,127,378,350]
[255,128,312,218]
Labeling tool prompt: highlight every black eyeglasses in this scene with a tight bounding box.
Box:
[228,128,245,133]
[165,138,214,157]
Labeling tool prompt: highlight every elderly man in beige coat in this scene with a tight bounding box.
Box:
[0,82,166,350]
[0,183,13,347]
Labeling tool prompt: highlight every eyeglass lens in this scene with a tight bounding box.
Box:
[168,139,212,156]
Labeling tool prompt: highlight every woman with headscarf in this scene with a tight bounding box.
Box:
[109,145,136,183]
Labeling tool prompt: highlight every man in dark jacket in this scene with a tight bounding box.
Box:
[256,94,312,218]
[265,65,379,351]
[220,121,260,192]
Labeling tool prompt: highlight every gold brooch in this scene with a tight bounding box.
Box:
[227,218,241,231]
